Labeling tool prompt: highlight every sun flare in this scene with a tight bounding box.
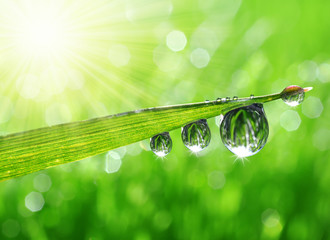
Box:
[17,14,67,56]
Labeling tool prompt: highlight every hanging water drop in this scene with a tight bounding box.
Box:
[220,104,269,157]
[150,132,172,157]
[250,94,254,99]
[233,96,238,101]
[281,85,305,107]
[181,119,211,152]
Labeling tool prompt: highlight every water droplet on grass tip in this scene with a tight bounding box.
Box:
[233,96,238,101]
[281,85,305,107]
[250,94,254,99]
[150,132,172,157]
[220,104,269,157]
[181,119,211,152]
[226,97,230,101]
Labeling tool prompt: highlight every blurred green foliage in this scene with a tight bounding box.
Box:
[0,0,329,239]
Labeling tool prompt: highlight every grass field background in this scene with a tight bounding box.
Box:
[0,0,329,239]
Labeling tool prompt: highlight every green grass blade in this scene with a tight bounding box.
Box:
[0,91,284,182]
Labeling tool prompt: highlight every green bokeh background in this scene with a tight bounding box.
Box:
[0,0,329,239]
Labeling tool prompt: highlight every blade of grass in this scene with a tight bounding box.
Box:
[0,87,310,181]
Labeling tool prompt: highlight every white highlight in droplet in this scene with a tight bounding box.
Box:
[105,151,122,173]
[166,30,187,52]
[16,74,40,99]
[108,44,131,67]
[45,103,72,126]
[230,146,256,158]
[190,48,210,68]
[215,114,224,127]
[33,174,52,192]
[25,192,45,212]
[208,171,226,189]
[280,110,301,132]
[302,96,323,119]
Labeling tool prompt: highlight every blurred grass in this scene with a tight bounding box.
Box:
[0,0,330,239]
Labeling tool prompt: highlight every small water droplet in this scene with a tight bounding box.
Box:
[226,97,230,101]
[250,94,254,99]
[205,100,210,103]
[220,104,269,157]
[281,85,305,107]
[221,97,227,102]
[150,132,172,157]
[216,97,221,102]
[233,96,238,101]
[182,119,211,152]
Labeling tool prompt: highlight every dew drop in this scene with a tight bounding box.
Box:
[220,104,269,157]
[226,97,230,101]
[233,96,238,101]
[281,85,305,107]
[205,99,210,103]
[216,97,221,102]
[181,119,211,152]
[150,132,172,157]
[221,97,227,102]
[250,94,254,99]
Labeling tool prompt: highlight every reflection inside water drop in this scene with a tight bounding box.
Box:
[150,132,172,157]
[281,85,305,107]
[182,119,211,152]
[220,104,269,157]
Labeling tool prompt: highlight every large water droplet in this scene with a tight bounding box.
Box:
[182,119,211,152]
[150,132,172,157]
[281,85,305,107]
[220,104,269,157]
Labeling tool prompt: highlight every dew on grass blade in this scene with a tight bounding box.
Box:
[220,104,269,157]
[150,132,172,157]
[233,96,238,101]
[181,119,211,152]
[280,85,305,107]
[250,94,254,99]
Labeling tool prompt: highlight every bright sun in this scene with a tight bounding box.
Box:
[15,12,68,57]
